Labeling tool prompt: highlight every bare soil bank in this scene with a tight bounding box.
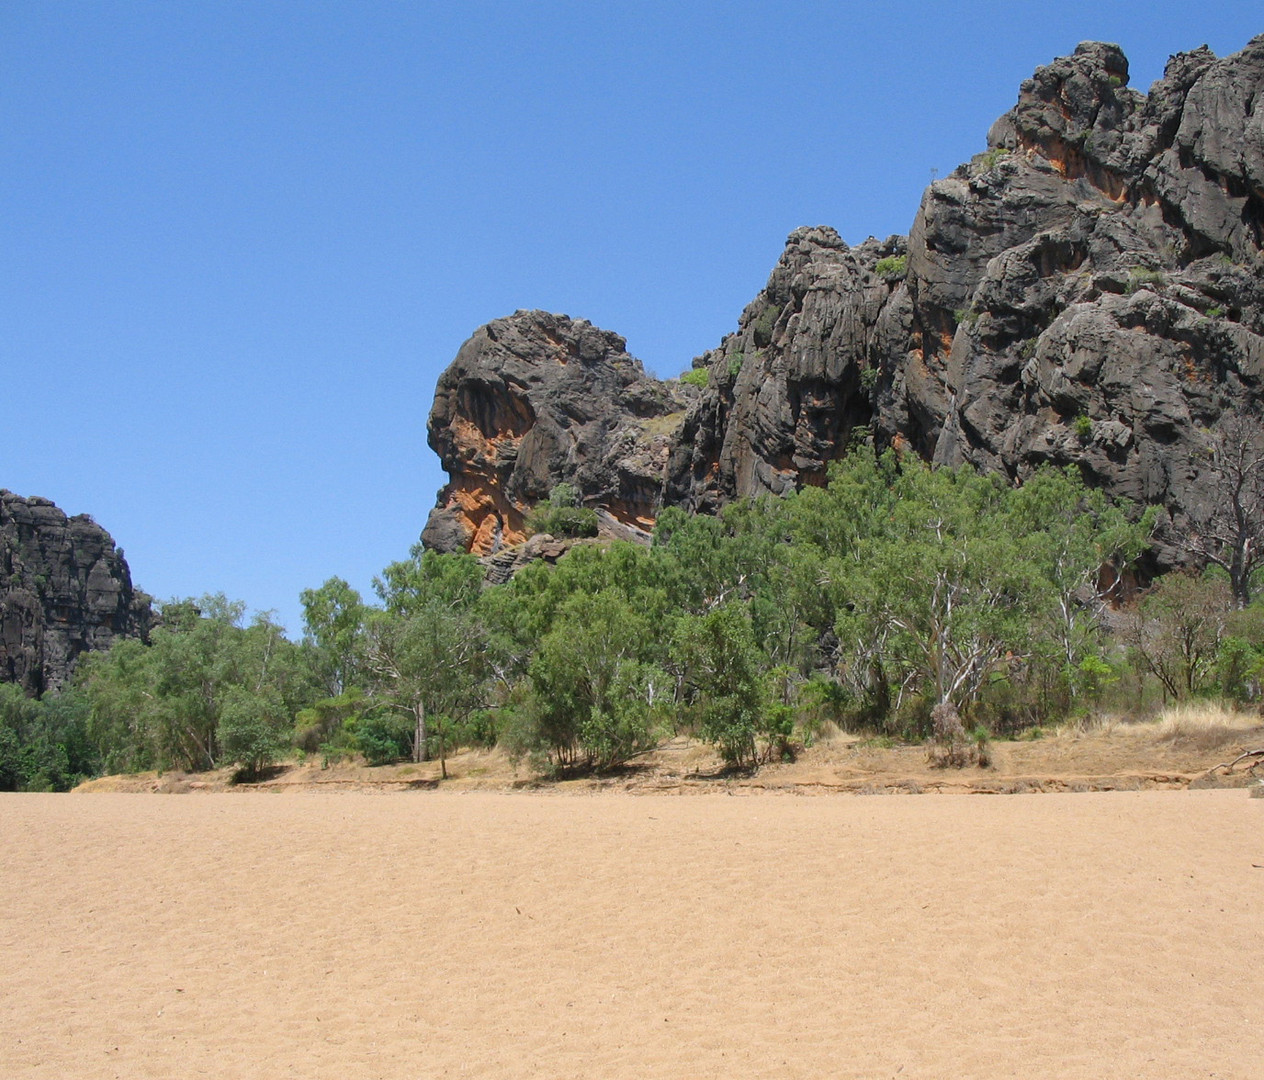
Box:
[3,789,1263,1078]
[75,717,1264,796]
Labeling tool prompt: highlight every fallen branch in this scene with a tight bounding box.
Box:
[1209,748,1264,774]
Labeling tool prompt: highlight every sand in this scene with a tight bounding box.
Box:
[2,790,1262,1078]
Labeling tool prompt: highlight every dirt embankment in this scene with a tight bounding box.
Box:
[74,714,1264,797]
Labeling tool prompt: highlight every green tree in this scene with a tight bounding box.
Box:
[368,548,491,775]
[672,604,768,768]
[510,588,668,770]
[1126,572,1230,701]
[1009,466,1155,707]
[300,577,368,695]
[0,684,91,791]
[835,456,1044,715]
[78,595,318,776]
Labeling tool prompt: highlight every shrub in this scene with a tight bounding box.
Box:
[1073,414,1093,440]
[973,147,1009,172]
[525,484,600,538]
[752,303,781,347]
[526,505,599,539]
[680,367,709,389]
[954,307,980,327]
[354,709,414,766]
[928,702,989,768]
[875,254,908,278]
[727,353,745,380]
[1125,268,1166,295]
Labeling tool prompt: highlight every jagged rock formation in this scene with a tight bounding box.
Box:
[1,492,151,695]
[422,310,698,554]
[424,36,1264,568]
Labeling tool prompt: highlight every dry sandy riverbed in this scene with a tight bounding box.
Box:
[3,789,1263,1078]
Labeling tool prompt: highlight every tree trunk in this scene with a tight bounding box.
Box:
[413,701,427,763]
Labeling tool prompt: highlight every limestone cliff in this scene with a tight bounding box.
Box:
[424,36,1264,567]
[1,491,151,694]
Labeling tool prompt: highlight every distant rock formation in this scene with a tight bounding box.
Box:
[0,491,151,694]
[424,36,1264,571]
[421,310,698,555]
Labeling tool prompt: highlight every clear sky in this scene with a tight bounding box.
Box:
[4,1,1261,636]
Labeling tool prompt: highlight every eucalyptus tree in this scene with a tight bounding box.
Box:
[367,547,490,774]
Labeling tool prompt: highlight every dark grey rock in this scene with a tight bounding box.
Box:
[422,310,697,554]
[422,35,1264,580]
[1,491,151,694]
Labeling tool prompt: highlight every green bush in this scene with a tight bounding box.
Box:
[977,147,1009,170]
[680,367,709,388]
[525,484,599,538]
[874,254,908,279]
[727,353,745,380]
[752,303,782,347]
[526,505,599,539]
[354,710,414,766]
[1073,414,1093,440]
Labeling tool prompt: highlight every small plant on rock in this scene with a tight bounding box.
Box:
[875,254,908,279]
[680,367,709,389]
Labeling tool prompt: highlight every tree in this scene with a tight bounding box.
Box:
[1009,466,1155,705]
[1188,413,1264,608]
[672,604,768,768]
[300,577,368,695]
[77,595,318,776]
[513,588,668,770]
[1126,572,1230,701]
[368,548,490,774]
[836,458,1044,714]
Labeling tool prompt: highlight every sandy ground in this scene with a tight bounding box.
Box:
[3,790,1262,1079]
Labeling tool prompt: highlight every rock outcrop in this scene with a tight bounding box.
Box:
[1,492,151,695]
[424,36,1264,569]
[422,310,698,554]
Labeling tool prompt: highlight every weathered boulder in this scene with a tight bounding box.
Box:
[0,491,151,694]
[423,36,1264,574]
[421,310,697,554]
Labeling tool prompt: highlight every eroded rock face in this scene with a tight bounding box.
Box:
[1,492,151,694]
[421,310,698,554]
[425,36,1264,569]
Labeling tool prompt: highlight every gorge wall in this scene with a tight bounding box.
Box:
[1,491,151,695]
[423,36,1264,568]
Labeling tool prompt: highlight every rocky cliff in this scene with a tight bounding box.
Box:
[1,491,151,695]
[422,311,698,554]
[424,36,1264,567]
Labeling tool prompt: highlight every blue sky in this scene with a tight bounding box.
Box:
[4,1,1261,636]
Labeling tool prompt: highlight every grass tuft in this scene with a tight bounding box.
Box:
[1153,702,1262,747]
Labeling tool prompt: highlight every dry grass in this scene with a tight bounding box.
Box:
[1153,701,1264,748]
[635,410,687,439]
